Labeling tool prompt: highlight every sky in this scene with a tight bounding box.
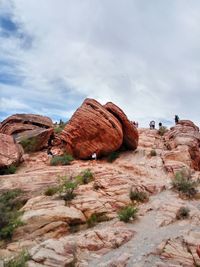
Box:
[0,0,200,127]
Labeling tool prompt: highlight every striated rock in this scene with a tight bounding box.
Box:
[0,114,53,135]
[14,196,86,241]
[0,133,23,170]
[104,102,138,150]
[159,230,200,266]
[28,223,134,266]
[163,120,200,171]
[16,128,54,152]
[61,99,123,159]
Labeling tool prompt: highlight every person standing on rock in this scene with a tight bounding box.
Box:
[92,152,97,160]
[149,121,155,129]
[175,115,179,124]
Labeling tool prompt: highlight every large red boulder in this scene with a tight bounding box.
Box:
[60,99,123,159]
[104,102,138,150]
[0,114,53,135]
[0,133,23,170]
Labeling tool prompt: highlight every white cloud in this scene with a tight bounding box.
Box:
[1,0,200,127]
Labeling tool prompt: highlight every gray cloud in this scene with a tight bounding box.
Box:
[1,0,200,126]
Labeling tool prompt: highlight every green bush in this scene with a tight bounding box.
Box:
[176,206,190,220]
[107,151,120,163]
[129,189,148,203]
[76,169,94,184]
[158,126,168,136]
[4,250,30,267]
[0,165,17,175]
[171,171,198,198]
[150,149,157,157]
[50,154,74,166]
[44,186,59,196]
[87,214,97,227]
[20,137,37,153]
[0,189,24,240]
[58,177,77,201]
[118,205,138,223]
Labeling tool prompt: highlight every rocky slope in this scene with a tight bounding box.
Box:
[0,121,200,266]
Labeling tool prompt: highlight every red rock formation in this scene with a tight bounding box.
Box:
[0,114,53,135]
[197,245,200,258]
[163,120,200,171]
[0,133,23,170]
[60,99,123,159]
[16,128,54,152]
[104,102,138,150]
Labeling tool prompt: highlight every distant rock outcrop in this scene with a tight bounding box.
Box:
[0,133,23,170]
[0,114,54,152]
[163,120,200,171]
[0,114,53,135]
[60,98,138,159]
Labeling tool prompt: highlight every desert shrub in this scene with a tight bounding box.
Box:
[118,205,138,223]
[58,177,77,201]
[87,214,97,227]
[20,137,37,153]
[0,165,17,175]
[150,149,157,157]
[158,126,168,136]
[129,189,149,203]
[50,154,74,166]
[176,206,190,220]
[0,189,24,240]
[76,169,94,185]
[171,170,198,198]
[44,186,59,196]
[4,250,30,267]
[107,151,120,163]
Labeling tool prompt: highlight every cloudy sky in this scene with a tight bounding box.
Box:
[0,0,200,127]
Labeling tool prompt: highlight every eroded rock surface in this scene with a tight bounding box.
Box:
[163,120,200,172]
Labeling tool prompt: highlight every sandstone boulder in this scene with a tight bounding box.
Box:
[60,99,123,159]
[0,114,53,135]
[163,120,200,171]
[0,133,23,171]
[104,102,138,150]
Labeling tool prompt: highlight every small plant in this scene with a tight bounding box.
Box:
[176,206,190,220]
[44,186,59,196]
[129,189,149,203]
[76,169,94,184]
[158,126,168,136]
[87,214,97,227]
[171,170,198,198]
[107,151,120,163]
[118,205,138,223]
[0,189,24,240]
[59,177,77,201]
[0,165,17,175]
[4,250,30,267]
[150,149,157,157]
[50,154,74,166]
[20,137,37,153]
